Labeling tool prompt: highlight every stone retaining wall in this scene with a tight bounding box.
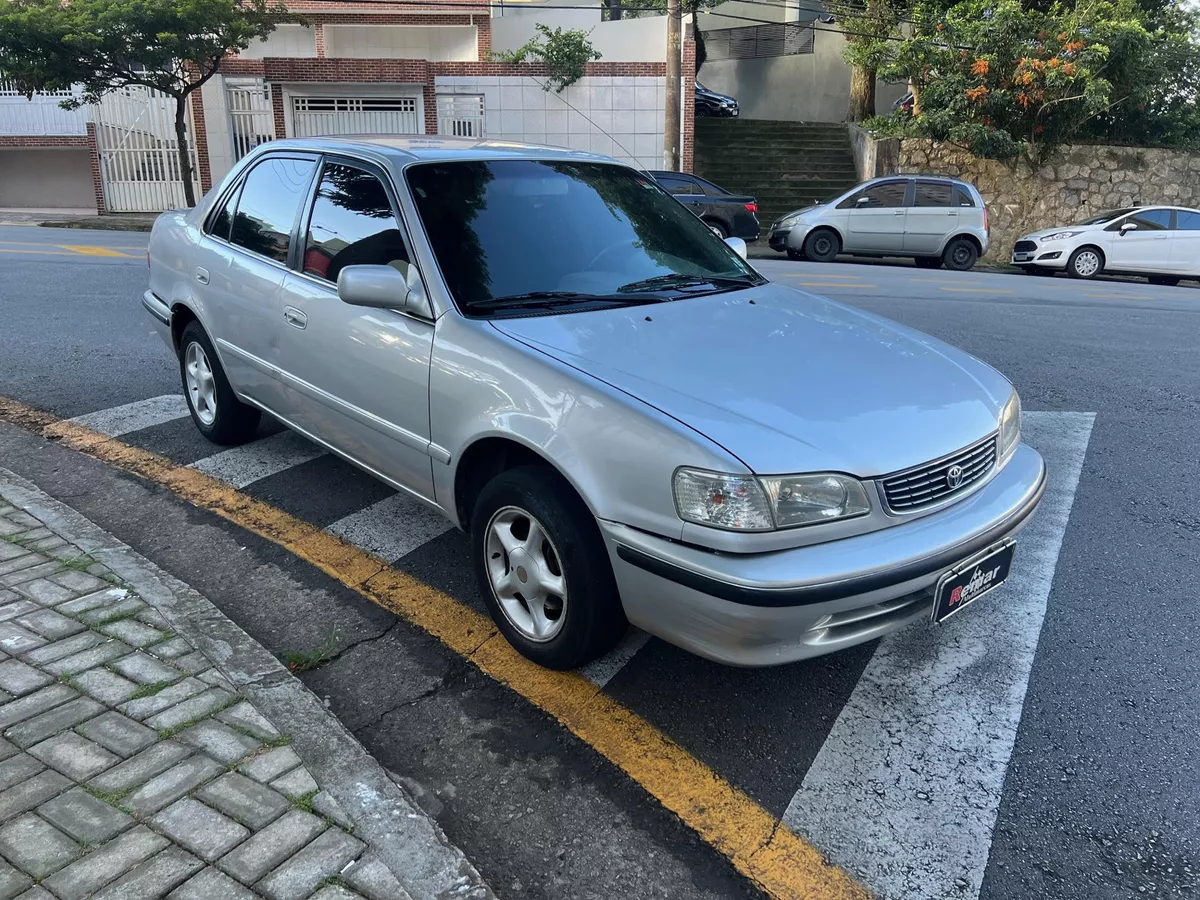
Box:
[893,140,1200,261]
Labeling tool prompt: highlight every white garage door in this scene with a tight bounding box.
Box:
[291,96,421,137]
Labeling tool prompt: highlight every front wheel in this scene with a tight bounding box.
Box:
[1067,246,1104,279]
[942,237,978,271]
[471,465,626,669]
[178,322,260,445]
[803,229,840,263]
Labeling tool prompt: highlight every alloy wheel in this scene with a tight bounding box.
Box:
[184,341,217,426]
[484,506,568,642]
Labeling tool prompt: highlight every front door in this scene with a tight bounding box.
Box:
[841,179,910,252]
[903,179,958,254]
[275,158,437,501]
[1105,208,1175,273]
[1170,209,1200,275]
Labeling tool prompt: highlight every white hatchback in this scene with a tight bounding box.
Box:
[1012,206,1200,284]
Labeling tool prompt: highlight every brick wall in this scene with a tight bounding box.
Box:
[0,135,89,147]
[190,88,212,194]
[682,40,695,173]
[86,124,106,213]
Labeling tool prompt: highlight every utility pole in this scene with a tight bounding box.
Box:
[663,0,681,171]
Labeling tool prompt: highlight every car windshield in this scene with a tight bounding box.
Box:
[405,159,761,315]
[1072,208,1135,226]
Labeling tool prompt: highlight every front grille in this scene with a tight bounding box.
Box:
[1013,240,1038,253]
[881,433,998,512]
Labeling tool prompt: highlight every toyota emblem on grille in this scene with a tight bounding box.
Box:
[946,465,965,488]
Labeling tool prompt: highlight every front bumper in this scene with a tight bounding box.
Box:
[1012,241,1066,269]
[602,442,1046,666]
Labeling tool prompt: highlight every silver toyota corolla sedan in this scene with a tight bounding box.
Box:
[143,137,1045,670]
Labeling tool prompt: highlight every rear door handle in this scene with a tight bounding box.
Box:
[893,210,906,216]
[283,307,307,330]
[195,267,209,285]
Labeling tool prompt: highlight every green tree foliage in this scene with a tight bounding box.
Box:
[495,24,602,93]
[0,0,292,206]
[871,0,1200,164]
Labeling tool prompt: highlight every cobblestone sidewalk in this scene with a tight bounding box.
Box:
[0,470,492,900]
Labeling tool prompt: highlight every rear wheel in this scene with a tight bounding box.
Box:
[942,237,978,271]
[1149,276,1180,287]
[803,228,840,263]
[704,219,728,239]
[914,256,942,270]
[1067,246,1104,279]
[471,465,626,670]
[178,321,260,445]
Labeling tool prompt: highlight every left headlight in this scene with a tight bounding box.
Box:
[998,390,1021,461]
[673,468,870,531]
[777,213,803,229]
[1041,230,1082,241]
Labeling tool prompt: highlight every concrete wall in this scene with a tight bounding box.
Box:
[240,25,317,60]
[324,24,478,61]
[888,139,1200,260]
[490,8,599,55]
[490,10,666,63]
[697,27,907,123]
[0,148,97,209]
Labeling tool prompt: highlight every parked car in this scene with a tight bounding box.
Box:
[893,92,915,114]
[650,170,760,240]
[1012,206,1200,284]
[695,82,738,117]
[769,175,990,270]
[145,137,1044,670]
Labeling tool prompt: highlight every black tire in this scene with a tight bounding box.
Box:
[704,219,728,239]
[1066,246,1104,280]
[1149,276,1180,287]
[178,321,260,445]
[786,248,803,261]
[942,237,978,271]
[471,465,626,670]
[914,256,942,269]
[803,228,840,263]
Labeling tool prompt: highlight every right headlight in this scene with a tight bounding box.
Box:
[998,390,1021,462]
[777,213,803,229]
[673,468,871,531]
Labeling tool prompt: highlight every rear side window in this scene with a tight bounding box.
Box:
[838,181,907,209]
[230,157,317,263]
[1177,210,1200,230]
[658,175,700,195]
[303,163,410,284]
[209,187,239,240]
[953,186,976,208]
[913,181,952,207]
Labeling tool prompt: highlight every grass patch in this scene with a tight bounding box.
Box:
[58,673,82,691]
[84,785,133,814]
[281,632,340,674]
[58,553,97,573]
[290,789,319,813]
[224,721,292,747]
[129,680,174,700]
[92,609,141,627]
[156,697,240,740]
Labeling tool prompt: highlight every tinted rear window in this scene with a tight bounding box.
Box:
[230,157,316,263]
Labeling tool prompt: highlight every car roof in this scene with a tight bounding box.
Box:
[256,135,622,166]
[867,174,977,188]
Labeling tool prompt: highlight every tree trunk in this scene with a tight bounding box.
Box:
[848,66,877,122]
[663,0,681,171]
[606,0,622,20]
[174,94,196,208]
[910,80,920,116]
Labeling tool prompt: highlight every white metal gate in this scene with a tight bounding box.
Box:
[437,94,484,139]
[226,79,275,163]
[291,96,420,137]
[92,85,200,212]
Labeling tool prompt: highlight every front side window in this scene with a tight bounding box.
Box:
[838,181,907,209]
[913,181,952,207]
[1177,210,1200,230]
[230,157,317,262]
[1077,208,1134,226]
[303,163,409,284]
[1117,208,1173,231]
[657,175,699,196]
[405,159,761,315]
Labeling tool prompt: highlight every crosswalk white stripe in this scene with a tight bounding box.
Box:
[783,411,1095,900]
[324,492,452,563]
[67,394,190,437]
[188,430,325,488]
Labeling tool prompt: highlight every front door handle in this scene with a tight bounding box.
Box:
[893,210,906,216]
[283,307,307,330]
[195,267,209,285]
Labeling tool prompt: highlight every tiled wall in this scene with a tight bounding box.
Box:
[240,25,318,60]
[324,25,477,61]
[435,74,666,169]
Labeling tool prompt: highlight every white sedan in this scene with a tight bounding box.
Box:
[1012,206,1200,285]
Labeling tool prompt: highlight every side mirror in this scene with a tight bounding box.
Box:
[1120,222,1138,234]
[856,195,871,206]
[724,236,748,259]
[337,264,431,318]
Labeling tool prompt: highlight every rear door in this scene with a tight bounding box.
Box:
[903,179,957,254]
[1105,208,1175,272]
[275,156,437,500]
[840,179,910,252]
[1170,209,1200,276]
[197,154,319,410]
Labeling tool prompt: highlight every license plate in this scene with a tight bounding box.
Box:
[1013,253,1033,262]
[931,541,1015,624]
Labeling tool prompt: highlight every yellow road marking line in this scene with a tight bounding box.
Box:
[940,287,1014,294]
[779,272,863,279]
[55,244,136,258]
[0,248,83,257]
[792,282,877,289]
[1084,293,1149,300]
[0,395,869,900]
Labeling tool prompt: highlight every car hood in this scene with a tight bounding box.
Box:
[490,283,1012,476]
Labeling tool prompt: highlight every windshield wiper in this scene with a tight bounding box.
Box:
[616,273,757,294]
[470,291,666,312]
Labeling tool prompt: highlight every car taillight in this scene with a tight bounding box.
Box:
[745,202,758,213]
[983,207,990,233]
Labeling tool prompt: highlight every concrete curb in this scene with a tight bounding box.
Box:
[0,466,496,900]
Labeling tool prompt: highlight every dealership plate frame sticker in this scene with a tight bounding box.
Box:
[932,540,1015,624]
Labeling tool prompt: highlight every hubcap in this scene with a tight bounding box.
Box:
[953,245,970,265]
[484,506,567,642]
[184,342,217,426]
[1075,251,1100,277]
[709,224,724,238]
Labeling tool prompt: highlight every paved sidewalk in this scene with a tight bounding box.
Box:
[0,212,156,231]
[0,469,493,900]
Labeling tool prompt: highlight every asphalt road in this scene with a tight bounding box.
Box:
[1,223,1198,900]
